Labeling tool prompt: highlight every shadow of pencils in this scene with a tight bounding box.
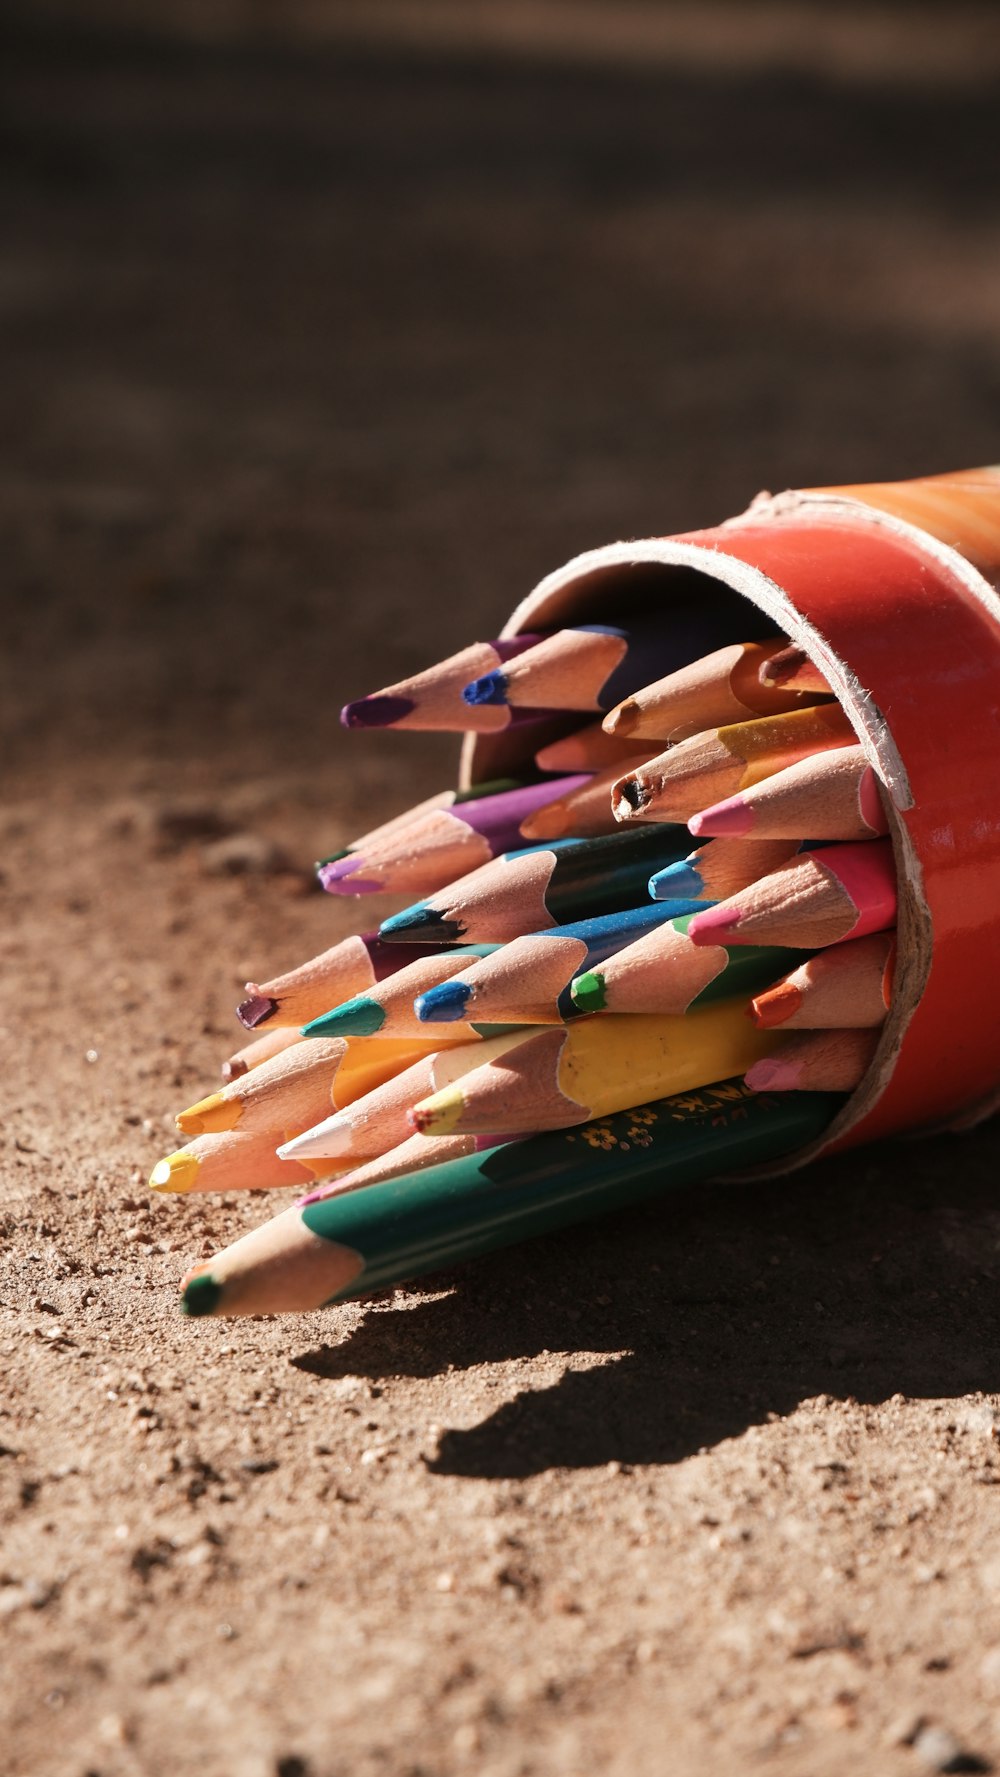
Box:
[289,1117,1000,1475]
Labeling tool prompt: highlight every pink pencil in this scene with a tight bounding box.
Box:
[687,839,896,951]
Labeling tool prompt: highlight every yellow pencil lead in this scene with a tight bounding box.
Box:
[409,1085,464,1136]
[175,1090,241,1136]
[150,1151,201,1194]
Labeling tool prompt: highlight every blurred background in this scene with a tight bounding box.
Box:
[3,0,1000,824]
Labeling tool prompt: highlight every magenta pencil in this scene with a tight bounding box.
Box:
[687,839,896,951]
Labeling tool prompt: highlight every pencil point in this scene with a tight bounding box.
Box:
[409,1086,464,1135]
[686,905,742,946]
[280,1116,351,1161]
[462,669,508,707]
[602,699,636,737]
[175,1090,240,1136]
[150,1151,201,1194]
[304,995,386,1038]
[317,857,382,895]
[688,794,753,839]
[414,981,472,1023]
[379,904,463,943]
[220,1057,248,1082]
[748,982,803,1029]
[340,694,415,729]
[180,1269,223,1317]
[237,990,278,1030]
[314,847,351,868]
[569,970,606,1013]
[648,859,703,901]
[745,1056,800,1093]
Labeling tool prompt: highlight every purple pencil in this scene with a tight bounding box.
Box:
[341,636,545,733]
[317,776,592,898]
[236,932,459,1031]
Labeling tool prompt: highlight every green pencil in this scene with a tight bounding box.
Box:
[179,1081,840,1318]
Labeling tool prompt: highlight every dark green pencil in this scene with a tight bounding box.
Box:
[377,826,697,946]
[179,1081,840,1317]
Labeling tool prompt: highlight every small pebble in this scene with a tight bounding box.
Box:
[200,833,287,877]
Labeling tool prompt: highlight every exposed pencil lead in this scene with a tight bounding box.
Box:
[414,981,473,1024]
[341,694,415,729]
[180,1270,223,1317]
[463,669,508,707]
[237,990,278,1031]
[150,1151,201,1194]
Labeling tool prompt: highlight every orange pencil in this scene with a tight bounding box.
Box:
[749,934,896,1030]
[603,637,824,743]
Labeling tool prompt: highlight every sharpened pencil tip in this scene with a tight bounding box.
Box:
[175,1090,239,1136]
[462,669,508,707]
[688,795,753,839]
[414,981,472,1023]
[748,982,803,1029]
[237,990,278,1031]
[150,1151,201,1194]
[602,698,636,736]
[379,904,463,943]
[409,1086,464,1135]
[569,970,606,1013]
[317,857,383,895]
[303,996,385,1038]
[745,1056,800,1093]
[180,1269,223,1317]
[340,694,415,728]
[686,905,742,947]
[648,860,704,902]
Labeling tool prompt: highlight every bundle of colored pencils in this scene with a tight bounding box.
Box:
[162,617,897,1318]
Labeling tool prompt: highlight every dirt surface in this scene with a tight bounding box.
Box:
[5,14,1000,1776]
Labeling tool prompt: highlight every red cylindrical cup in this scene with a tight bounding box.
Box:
[463,468,1000,1165]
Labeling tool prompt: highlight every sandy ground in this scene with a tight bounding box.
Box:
[5,14,1000,1775]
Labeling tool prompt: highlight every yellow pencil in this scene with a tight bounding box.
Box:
[409,999,779,1139]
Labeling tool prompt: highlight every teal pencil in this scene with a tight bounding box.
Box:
[179,1082,840,1317]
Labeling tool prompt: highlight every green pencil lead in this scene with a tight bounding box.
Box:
[303,996,386,1039]
[180,1272,223,1317]
[570,970,607,1013]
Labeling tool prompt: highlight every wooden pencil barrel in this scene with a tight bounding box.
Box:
[462,470,1000,1165]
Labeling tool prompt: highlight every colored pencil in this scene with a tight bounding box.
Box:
[647,837,804,903]
[568,914,803,1017]
[377,826,693,946]
[221,1026,303,1081]
[314,777,523,870]
[535,722,644,773]
[461,614,734,716]
[179,1082,841,1316]
[301,944,502,1042]
[316,777,591,897]
[174,1034,451,1141]
[236,933,456,1031]
[297,1130,523,1201]
[279,1031,538,1164]
[517,759,652,841]
[603,637,825,743]
[341,636,544,732]
[749,933,896,1030]
[745,1028,879,1093]
[758,643,833,696]
[612,703,856,825]
[408,999,779,1140]
[413,900,706,1028]
[151,1129,331,1196]
[688,745,889,842]
[687,839,896,950]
